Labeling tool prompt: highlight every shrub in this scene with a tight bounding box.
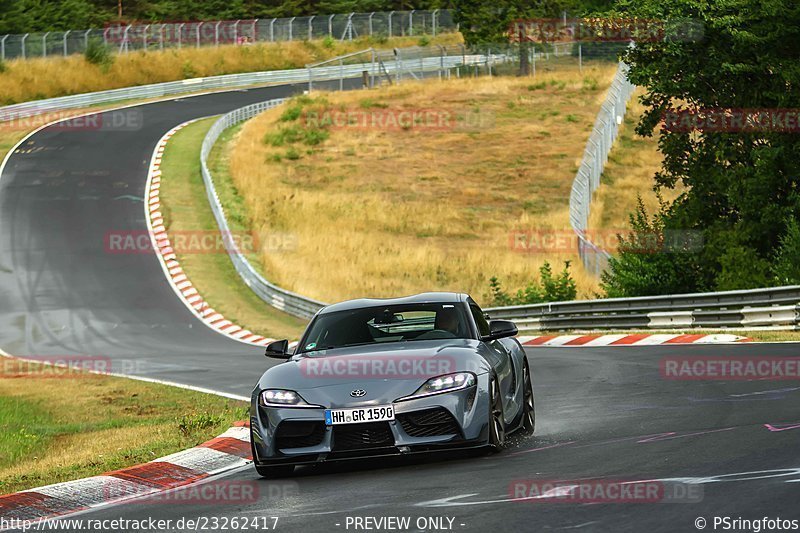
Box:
[285,147,301,160]
[0,59,6,73]
[181,61,197,79]
[84,38,113,68]
[418,35,431,47]
[771,216,800,285]
[489,261,577,306]
[322,35,336,49]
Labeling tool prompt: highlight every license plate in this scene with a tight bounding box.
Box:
[325,405,395,425]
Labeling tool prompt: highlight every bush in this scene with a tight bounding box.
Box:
[181,61,197,79]
[418,35,431,47]
[322,35,336,49]
[489,261,577,306]
[771,216,800,285]
[84,38,113,68]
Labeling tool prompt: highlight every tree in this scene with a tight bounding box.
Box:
[604,0,800,293]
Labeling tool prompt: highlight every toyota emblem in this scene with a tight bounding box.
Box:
[350,389,367,398]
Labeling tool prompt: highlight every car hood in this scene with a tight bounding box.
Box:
[256,339,490,407]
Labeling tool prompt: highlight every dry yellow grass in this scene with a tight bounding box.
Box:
[0,34,462,105]
[228,65,621,303]
[589,91,677,231]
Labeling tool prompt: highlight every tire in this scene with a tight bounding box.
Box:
[254,464,295,478]
[521,359,536,436]
[488,376,506,451]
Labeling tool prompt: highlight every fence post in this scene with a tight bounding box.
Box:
[289,17,295,40]
[328,14,335,37]
[233,20,240,44]
[159,24,164,50]
[42,32,49,57]
[409,10,415,36]
[63,30,70,56]
[177,23,185,48]
[368,12,374,36]
[85,29,93,53]
[1,35,7,61]
[252,19,258,42]
[215,21,221,46]
[578,43,582,73]
[308,16,314,40]
[388,11,394,38]
[196,22,202,48]
[143,24,149,50]
[21,33,27,59]
[432,9,439,36]
[270,18,276,42]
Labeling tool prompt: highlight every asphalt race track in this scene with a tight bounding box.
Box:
[2,84,800,532]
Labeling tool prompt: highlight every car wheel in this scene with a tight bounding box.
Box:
[488,376,506,451]
[521,359,535,435]
[254,464,295,478]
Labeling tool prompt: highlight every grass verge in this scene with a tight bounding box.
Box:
[157,118,307,340]
[228,66,622,304]
[0,358,247,494]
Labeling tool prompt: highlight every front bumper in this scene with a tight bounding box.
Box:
[250,374,491,467]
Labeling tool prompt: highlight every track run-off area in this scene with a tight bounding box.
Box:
[1,82,799,532]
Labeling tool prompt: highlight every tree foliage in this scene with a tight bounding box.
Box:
[599,0,800,295]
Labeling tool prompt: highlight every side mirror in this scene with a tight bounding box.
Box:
[265,339,291,359]
[482,320,518,341]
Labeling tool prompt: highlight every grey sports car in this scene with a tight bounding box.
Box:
[249,292,534,477]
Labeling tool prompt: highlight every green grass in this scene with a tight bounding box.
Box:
[158,118,306,340]
[0,358,247,493]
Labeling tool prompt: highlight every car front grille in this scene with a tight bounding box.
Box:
[275,421,326,449]
[397,408,461,438]
[332,422,394,451]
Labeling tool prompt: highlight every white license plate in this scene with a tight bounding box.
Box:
[325,405,395,425]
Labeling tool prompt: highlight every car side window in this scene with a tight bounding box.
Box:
[470,304,490,337]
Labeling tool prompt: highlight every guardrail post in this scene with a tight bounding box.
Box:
[270,18,276,42]
[339,58,344,91]
[308,66,313,93]
[308,16,314,40]
[21,33,27,59]
[63,30,70,56]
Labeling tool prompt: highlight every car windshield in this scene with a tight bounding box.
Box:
[298,303,470,353]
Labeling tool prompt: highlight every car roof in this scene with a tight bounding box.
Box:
[318,292,469,314]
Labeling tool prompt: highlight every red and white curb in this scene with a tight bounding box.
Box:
[145,122,293,349]
[0,423,252,525]
[517,333,750,347]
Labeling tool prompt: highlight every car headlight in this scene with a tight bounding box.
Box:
[259,389,318,408]
[397,372,477,401]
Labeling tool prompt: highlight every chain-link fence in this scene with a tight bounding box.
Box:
[569,61,636,276]
[0,10,456,61]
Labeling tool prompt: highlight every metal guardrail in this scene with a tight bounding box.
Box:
[0,10,456,61]
[200,98,326,320]
[0,48,474,122]
[484,286,800,332]
[568,61,636,276]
